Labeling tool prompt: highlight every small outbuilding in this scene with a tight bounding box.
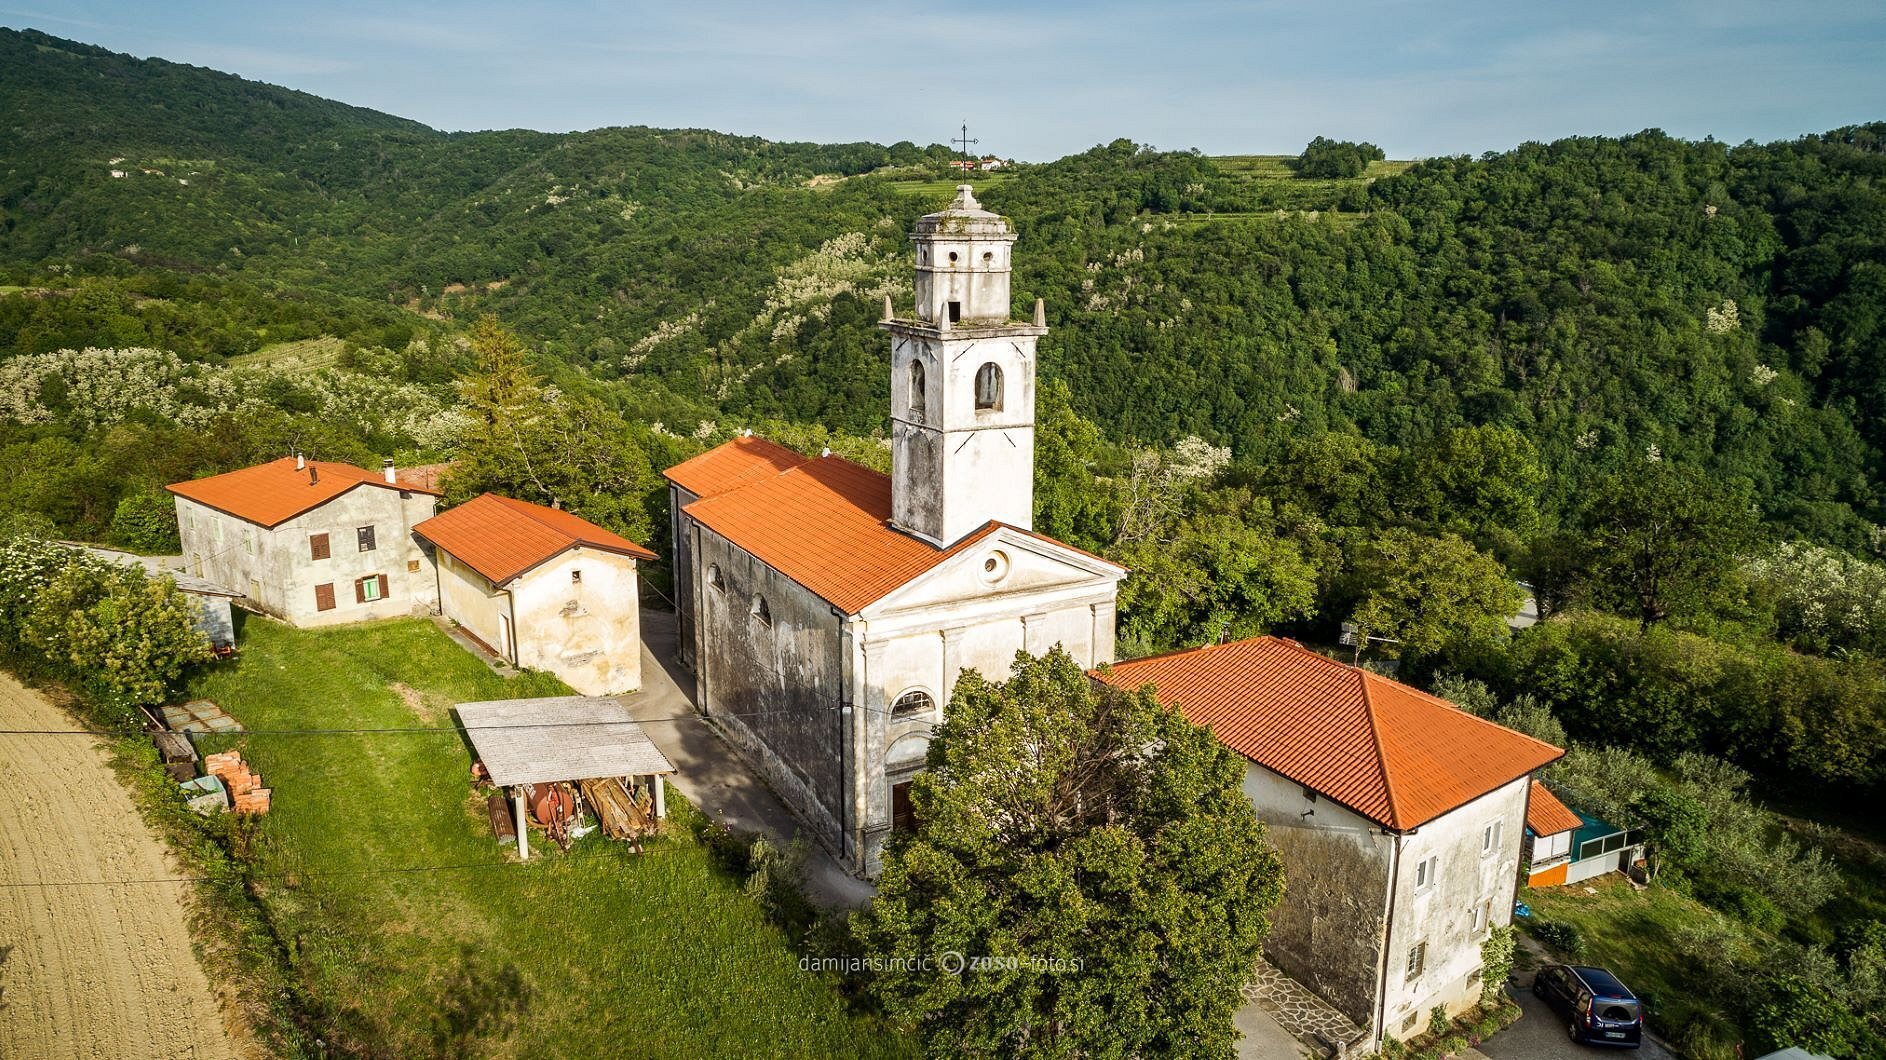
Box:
[64,544,243,650]
[417,494,656,695]
[1524,781,1644,887]
[455,696,676,860]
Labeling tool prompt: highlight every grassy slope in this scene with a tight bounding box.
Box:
[1522,876,1746,1042]
[189,617,907,1058]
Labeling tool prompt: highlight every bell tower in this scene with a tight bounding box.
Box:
[880,185,1046,547]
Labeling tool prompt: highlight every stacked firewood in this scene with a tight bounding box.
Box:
[577,777,656,842]
[203,750,271,814]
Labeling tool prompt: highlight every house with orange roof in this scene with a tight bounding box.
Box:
[168,455,441,626]
[414,493,656,695]
[1523,780,1645,889]
[664,188,1127,876]
[1095,636,1565,1048]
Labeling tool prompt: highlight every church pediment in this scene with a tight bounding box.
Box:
[860,525,1124,620]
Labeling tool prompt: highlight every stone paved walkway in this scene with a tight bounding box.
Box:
[1243,959,1367,1056]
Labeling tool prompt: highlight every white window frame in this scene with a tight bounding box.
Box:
[1482,819,1504,857]
[1413,855,1439,892]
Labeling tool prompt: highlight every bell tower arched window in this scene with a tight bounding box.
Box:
[908,360,926,419]
[974,362,1003,411]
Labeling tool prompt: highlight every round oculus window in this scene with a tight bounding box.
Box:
[980,550,1011,584]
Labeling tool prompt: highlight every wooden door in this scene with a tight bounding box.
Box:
[891,780,916,834]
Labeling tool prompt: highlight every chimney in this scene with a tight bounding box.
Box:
[882,294,894,322]
[309,465,319,485]
[820,446,832,458]
[1033,298,1046,327]
[294,452,305,471]
[382,458,396,484]
[551,497,562,510]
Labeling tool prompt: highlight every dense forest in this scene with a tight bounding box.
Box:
[4,28,1886,1054]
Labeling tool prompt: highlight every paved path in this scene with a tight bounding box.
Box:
[0,671,244,1060]
[1238,957,1367,1058]
[1479,969,1676,1060]
[620,610,874,908]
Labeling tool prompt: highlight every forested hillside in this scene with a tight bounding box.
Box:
[7,27,1886,1054]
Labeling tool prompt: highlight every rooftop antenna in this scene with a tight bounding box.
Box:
[952,122,978,167]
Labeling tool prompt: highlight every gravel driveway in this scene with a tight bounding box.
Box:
[1478,985,1677,1060]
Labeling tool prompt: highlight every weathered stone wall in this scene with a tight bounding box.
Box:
[175,485,434,627]
[693,524,848,845]
[1243,761,1393,1028]
[1380,775,1531,1037]
[669,483,699,670]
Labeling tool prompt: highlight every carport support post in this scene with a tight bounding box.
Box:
[654,776,665,819]
[513,788,529,861]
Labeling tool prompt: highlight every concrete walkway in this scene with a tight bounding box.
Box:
[619,609,875,909]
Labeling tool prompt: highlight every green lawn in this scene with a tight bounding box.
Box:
[1522,876,1749,1047]
[190,618,908,1058]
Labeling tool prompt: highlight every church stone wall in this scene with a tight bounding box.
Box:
[692,525,848,845]
[668,484,700,670]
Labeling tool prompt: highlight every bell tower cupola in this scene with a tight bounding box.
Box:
[880,185,1047,547]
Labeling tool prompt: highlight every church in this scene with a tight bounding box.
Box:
[666,186,1126,876]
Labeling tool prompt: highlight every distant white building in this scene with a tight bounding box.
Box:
[168,456,440,626]
[1098,637,1565,1049]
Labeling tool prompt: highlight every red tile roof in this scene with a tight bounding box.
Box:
[663,435,809,499]
[1095,637,1563,831]
[675,438,1122,614]
[1526,780,1582,836]
[393,462,453,493]
[167,457,439,528]
[414,493,655,585]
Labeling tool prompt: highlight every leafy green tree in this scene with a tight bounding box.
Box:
[1295,137,1385,179]
[1033,379,1120,553]
[109,489,180,552]
[1578,463,1758,631]
[1117,492,1318,655]
[855,648,1285,1058]
[1391,425,1543,556]
[446,320,665,544]
[1345,529,1521,656]
[1629,786,1709,879]
[1259,433,1393,529]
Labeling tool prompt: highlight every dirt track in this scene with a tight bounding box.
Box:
[0,671,241,1059]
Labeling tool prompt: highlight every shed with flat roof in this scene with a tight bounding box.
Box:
[455,696,675,858]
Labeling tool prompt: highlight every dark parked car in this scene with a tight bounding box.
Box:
[1533,964,1644,1047]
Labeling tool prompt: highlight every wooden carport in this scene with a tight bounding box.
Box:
[455,696,676,860]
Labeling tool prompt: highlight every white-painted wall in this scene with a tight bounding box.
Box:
[175,485,435,627]
[1379,775,1531,1039]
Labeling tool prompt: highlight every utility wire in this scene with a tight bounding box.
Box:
[0,849,662,891]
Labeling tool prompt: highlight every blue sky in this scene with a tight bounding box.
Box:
[6,1,1883,160]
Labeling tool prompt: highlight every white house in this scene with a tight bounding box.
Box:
[1097,637,1565,1047]
[665,186,1126,877]
[414,493,655,695]
[168,456,440,626]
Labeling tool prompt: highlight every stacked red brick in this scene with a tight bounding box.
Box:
[203,750,271,814]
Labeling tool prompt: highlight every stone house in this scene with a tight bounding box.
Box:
[414,493,655,695]
[168,456,440,626]
[1096,637,1564,1048]
[665,186,1126,877]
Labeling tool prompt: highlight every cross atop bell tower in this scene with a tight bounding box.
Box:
[880,185,1047,547]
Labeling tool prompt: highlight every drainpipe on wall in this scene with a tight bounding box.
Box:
[503,586,520,666]
[837,607,852,866]
[1375,830,1405,1047]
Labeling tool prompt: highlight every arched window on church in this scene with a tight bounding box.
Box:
[751,595,771,627]
[908,360,926,420]
[892,689,935,719]
[974,362,1003,411]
